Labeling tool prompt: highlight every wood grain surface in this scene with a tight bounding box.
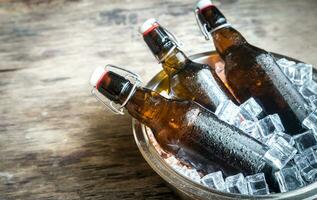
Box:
[0,0,317,199]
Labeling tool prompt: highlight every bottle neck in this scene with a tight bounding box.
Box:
[143,26,188,74]
[199,5,247,56]
[96,70,170,129]
[162,48,187,76]
[97,71,131,103]
[118,86,170,131]
[143,26,175,61]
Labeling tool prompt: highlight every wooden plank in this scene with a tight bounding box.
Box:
[0,0,316,199]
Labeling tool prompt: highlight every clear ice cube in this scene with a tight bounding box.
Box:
[201,171,226,191]
[294,149,317,182]
[264,132,295,147]
[165,156,179,166]
[215,99,256,127]
[256,114,285,137]
[284,62,312,86]
[215,100,240,125]
[276,132,295,146]
[235,109,254,127]
[275,166,306,192]
[225,173,248,194]
[264,136,297,169]
[308,95,317,110]
[293,130,317,153]
[182,168,201,183]
[239,98,263,120]
[276,58,296,73]
[303,110,317,134]
[173,165,187,174]
[299,80,317,99]
[239,120,262,139]
[245,173,270,195]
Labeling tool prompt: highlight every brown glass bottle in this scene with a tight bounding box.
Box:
[90,67,276,178]
[196,0,310,134]
[140,18,237,112]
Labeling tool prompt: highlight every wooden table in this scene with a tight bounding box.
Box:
[0,0,316,199]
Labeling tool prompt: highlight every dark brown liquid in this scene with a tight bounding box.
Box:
[98,70,278,190]
[143,25,236,112]
[122,87,272,176]
[167,56,234,111]
[214,29,310,134]
[198,5,310,134]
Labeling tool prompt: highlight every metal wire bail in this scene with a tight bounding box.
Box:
[194,8,211,40]
[91,64,142,115]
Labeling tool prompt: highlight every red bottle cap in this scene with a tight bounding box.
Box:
[90,66,109,90]
[196,0,214,12]
[139,18,159,36]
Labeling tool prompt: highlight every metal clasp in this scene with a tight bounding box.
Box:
[194,8,211,40]
[91,64,142,115]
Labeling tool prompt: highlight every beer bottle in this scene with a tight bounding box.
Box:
[195,0,310,134]
[140,18,237,112]
[90,65,276,177]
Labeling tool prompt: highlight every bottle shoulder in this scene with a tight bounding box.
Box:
[224,43,267,57]
[222,44,271,70]
[171,60,210,74]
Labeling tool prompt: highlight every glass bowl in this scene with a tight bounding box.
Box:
[132,51,317,200]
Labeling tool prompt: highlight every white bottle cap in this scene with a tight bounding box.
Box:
[139,18,159,35]
[90,66,107,87]
[196,0,213,10]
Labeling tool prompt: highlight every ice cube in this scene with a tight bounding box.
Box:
[174,165,187,174]
[275,166,306,192]
[239,98,263,120]
[235,111,253,128]
[276,58,296,73]
[201,171,226,191]
[306,80,317,92]
[239,120,262,139]
[180,168,201,183]
[256,114,285,137]
[276,132,295,146]
[308,95,317,110]
[215,99,256,127]
[245,173,270,195]
[284,62,312,86]
[225,173,248,194]
[165,157,183,174]
[299,80,317,99]
[300,86,316,99]
[215,100,240,125]
[165,156,179,166]
[235,108,254,126]
[294,149,317,182]
[264,136,297,169]
[293,130,317,153]
[303,110,317,134]
[264,132,295,147]
[186,169,201,183]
